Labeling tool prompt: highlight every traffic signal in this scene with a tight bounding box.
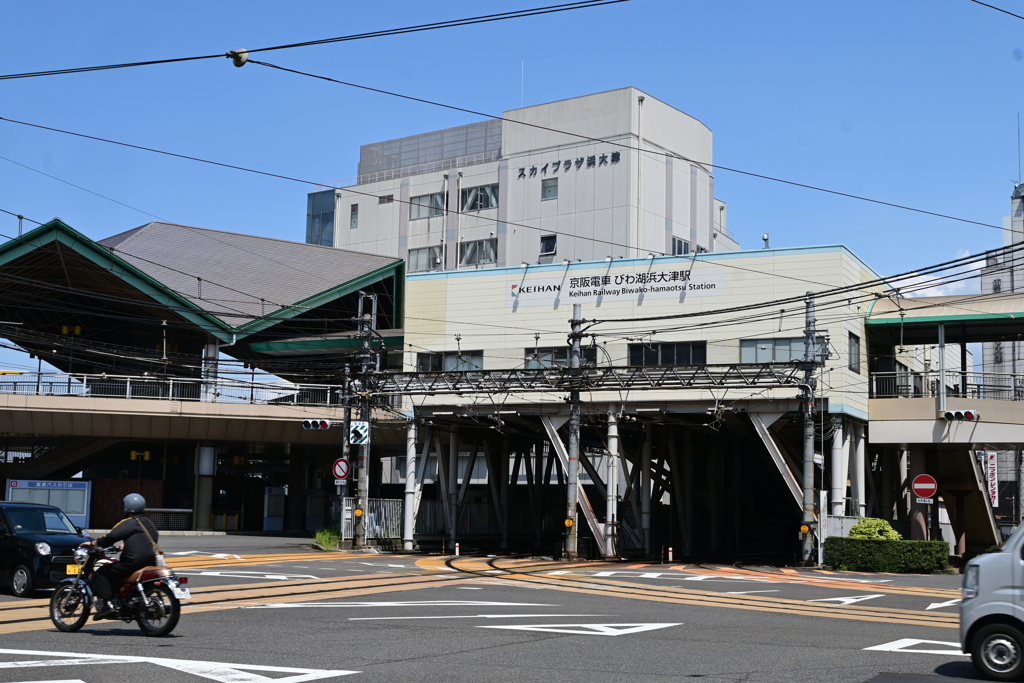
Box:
[301,419,333,430]
[943,410,981,422]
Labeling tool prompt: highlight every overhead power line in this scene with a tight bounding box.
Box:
[0,1,626,81]
[967,0,1024,22]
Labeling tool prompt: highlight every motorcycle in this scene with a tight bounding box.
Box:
[48,546,190,637]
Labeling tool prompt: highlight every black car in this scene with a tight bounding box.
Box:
[0,501,93,597]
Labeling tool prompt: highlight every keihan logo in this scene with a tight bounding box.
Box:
[510,284,519,298]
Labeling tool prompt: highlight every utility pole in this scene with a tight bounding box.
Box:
[353,292,375,548]
[339,367,351,521]
[565,304,582,559]
[801,292,818,565]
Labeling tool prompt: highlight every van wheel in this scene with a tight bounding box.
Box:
[971,623,1024,680]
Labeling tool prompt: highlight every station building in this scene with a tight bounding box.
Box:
[307,87,737,269]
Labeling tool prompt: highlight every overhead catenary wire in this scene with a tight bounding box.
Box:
[0,2,626,81]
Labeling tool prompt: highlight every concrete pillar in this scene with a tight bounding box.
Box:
[851,423,866,517]
[928,450,942,542]
[641,422,653,555]
[830,418,846,516]
[897,444,909,523]
[605,408,619,557]
[909,444,928,540]
[709,434,722,555]
[880,448,894,522]
[448,426,459,547]
[403,420,417,551]
[194,443,216,530]
[286,449,306,531]
[683,429,693,555]
[500,439,510,550]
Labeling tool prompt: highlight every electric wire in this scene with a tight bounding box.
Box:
[0,2,626,81]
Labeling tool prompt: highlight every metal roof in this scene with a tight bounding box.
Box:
[865,293,1024,326]
[98,222,401,330]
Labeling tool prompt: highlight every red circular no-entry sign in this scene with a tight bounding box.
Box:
[333,458,350,480]
[912,474,937,499]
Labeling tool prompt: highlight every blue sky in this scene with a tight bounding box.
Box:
[0,0,1018,370]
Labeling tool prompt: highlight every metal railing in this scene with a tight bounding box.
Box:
[0,372,345,408]
[870,370,1024,401]
[317,150,501,189]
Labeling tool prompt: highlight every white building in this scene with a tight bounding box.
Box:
[306,88,739,270]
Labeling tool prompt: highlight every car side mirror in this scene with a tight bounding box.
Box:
[74,526,82,535]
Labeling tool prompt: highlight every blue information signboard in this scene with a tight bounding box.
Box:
[6,479,92,528]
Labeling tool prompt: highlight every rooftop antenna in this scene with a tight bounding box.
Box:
[520,55,524,108]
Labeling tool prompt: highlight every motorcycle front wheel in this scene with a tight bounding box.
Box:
[136,583,180,637]
[50,584,90,632]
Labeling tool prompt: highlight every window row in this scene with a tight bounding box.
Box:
[415,337,855,370]
[407,184,501,221]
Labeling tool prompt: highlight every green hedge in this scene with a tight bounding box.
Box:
[823,537,949,573]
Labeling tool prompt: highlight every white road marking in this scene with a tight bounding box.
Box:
[547,571,572,575]
[0,649,358,682]
[350,613,609,621]
[724,590,781,595]
[808,594,884,606]
[167,551,243,560]
[177,571,321,581]
[926,598,962,611]
[478,623,682,636]
[232,600,556,609]
[457,587,483,590]
[863,639,967,656]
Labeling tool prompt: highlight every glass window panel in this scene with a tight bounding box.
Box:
[311,192,322,214]
[542,178,558,200]
[479,239,496,264]
[691,343,707,365]
[459,241,478,266]
[9,488,29,502]
[660,343,676,366]
[643,345,658,366]
[540,235,557,254]
[740,340,756,364]
[582,347,597,365]
[66,490,87,515]
[49,489,68,512]
[629,345,643,367]
[774,338,791,362]
[349,204,359,230]
[307,194,315,214]
[755,340,773,364]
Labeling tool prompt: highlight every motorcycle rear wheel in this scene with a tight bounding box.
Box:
[136,583,180,637]
[50,584,90,632]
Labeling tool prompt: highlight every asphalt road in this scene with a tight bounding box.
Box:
[0,536,977,683]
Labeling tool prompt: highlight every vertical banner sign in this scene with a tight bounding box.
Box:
[987,453,998,507]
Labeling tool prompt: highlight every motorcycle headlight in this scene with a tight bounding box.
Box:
[35,542,51,556]
[73,547,89,565]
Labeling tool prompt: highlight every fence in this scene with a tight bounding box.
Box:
[871,370,1024,401]
[0,372,345,408]
[342,497,403,539]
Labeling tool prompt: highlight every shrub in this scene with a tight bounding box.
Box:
[314,528,339,550]
[824,537,949,573]
[848,517,902,541]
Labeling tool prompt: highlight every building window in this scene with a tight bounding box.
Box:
[378,194,394,204]
[408,245,443,273]
[541,178,558,200]
[410,192,445,220]
[460,184,499,212]
[417,350,483,372]
[459,238,497,267]
[525,346,597,369]
[540,235,557,255]
[305,190,335,247]
[740,337,826,363]
[848,332,861,373]
[628,342,707,367]
[993,278,1003,293]
[672,237,690,255]
[349,203,359,230]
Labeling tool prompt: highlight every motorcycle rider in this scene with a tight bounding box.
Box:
[79,493,158,619]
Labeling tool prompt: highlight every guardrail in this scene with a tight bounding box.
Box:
[0,372,345,408]
[870,370,1024,401]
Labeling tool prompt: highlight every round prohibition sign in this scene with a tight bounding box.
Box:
[332,458,350,480]
[912,474,937,499]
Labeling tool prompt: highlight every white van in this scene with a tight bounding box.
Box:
[961,535,1024,680]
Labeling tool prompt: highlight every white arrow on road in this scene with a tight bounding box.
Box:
[477,623,681,636]
[808,594,884,606]
[926,598,961,611]
[864,639,967,656]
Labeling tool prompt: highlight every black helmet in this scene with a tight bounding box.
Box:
[123,493,146,515]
